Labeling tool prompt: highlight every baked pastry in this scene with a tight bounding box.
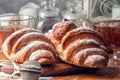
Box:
[58,28,112,68]
[47,21,77,46]
[2,28,57,65]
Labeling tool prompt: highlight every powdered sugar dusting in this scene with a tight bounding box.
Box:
[71,39,99,46]
[85,55,105,62]
[12,41,54,62]
[21,41,54,53]
[64,39,99,51]
[62,39,100,61]
[78,48,105,55]
[96,21,120,27]
[29,50,53,60]
[2,28,40,56]
[19,32,46,40]
[12,31,55,52]
[74,48,106,60]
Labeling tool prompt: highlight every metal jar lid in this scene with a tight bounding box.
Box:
[19,60,42,73]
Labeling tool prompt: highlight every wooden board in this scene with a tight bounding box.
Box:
[1,54,120,80]
[0,58,97,76]
[52,58,120,80]
[0,61,94,76]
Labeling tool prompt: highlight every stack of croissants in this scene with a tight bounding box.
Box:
[2,21,112,68]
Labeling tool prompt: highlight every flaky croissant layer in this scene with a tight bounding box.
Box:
[58,28,111,68]
[2,28,57,65]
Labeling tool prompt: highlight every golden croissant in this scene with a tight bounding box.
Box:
[58,28,112,68]
[2,28,57,65]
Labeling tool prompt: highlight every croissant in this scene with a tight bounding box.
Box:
[47,21,77,46]
[58,28,112,68]
[2,28,57,65]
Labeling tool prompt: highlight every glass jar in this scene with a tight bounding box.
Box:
[0,14,35,50]
[62,0,87,27]
[37,0,60,33]
[93,20,120,61]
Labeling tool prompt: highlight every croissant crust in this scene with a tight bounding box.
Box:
[58,28,110,68]
[2,28,57,65]
[47,21,77,46]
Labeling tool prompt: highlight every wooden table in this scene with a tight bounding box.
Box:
[0,54,120,80]
[52,54,120,80]
[52,59,120,80]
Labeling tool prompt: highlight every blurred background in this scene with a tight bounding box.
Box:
[0,0,66,14]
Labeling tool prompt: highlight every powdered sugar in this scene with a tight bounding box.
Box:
[85,55,105,62]
[70,39,99,47]
[61,39,100,61]
[74,48,106,60]
[18,32,46,40]
[21,41,54,53]
[11,41,54,62]
[96,21,120,27]
[77,48,105,55]
[71,48,107,65]
[29,50,53,60]
[63,39,100,53]
[2,28,40,57]
[12,31,55,53]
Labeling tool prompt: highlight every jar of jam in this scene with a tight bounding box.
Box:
[37,0,61,33]
[0,14,35,52]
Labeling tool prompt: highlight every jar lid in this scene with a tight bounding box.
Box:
[19,60,42,73]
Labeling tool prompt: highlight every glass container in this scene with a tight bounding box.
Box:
[37,0,60,33]
[0,14,35,51]
[93,20,120,61]
[0,14,35,79]
[62,0,86,27]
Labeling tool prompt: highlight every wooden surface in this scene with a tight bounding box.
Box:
[52,59,120,80]
[0,54,120,80]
